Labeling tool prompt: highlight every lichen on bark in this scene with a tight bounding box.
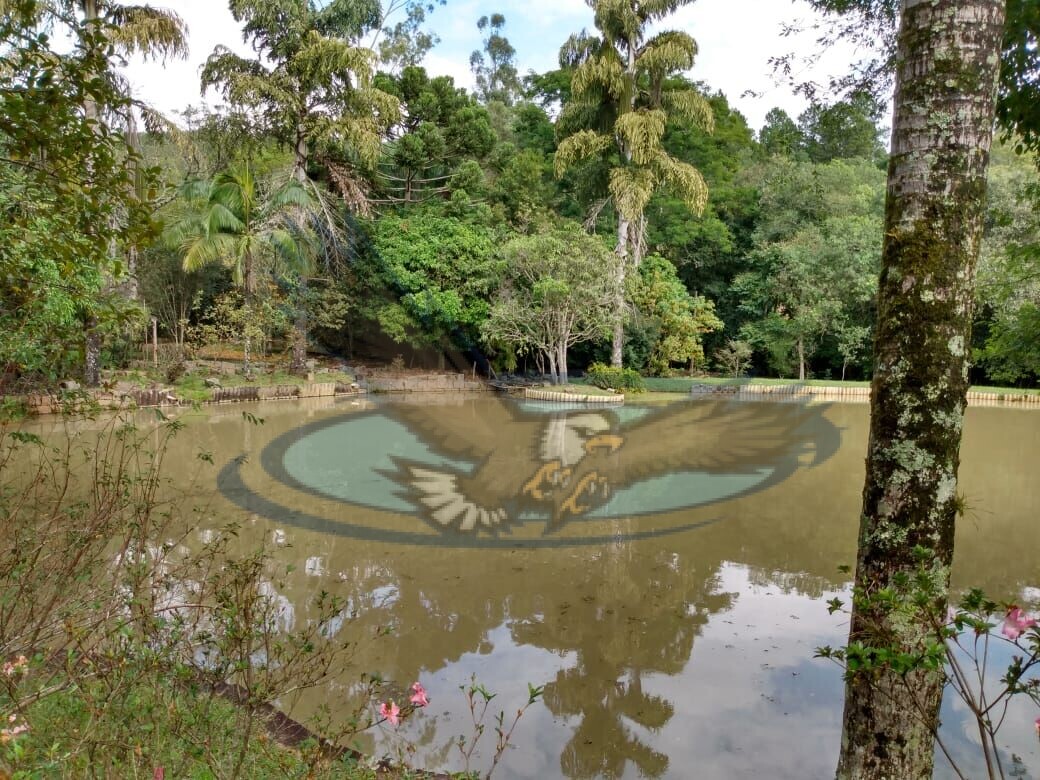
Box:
[836,1,1006,778]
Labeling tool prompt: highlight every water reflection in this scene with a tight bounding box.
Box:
[31,395,1040,777]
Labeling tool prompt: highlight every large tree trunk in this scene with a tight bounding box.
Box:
[797,336,805,381]
[612,213,629,368]
[83,316,101,387]
[290,281,309,375]
[81,0,103,386]
[836,2,1005,778]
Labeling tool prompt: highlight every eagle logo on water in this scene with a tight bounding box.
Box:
[379,397,836,536]
[227,396,840,545]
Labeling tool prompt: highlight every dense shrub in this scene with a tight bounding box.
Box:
[584,362,646,393]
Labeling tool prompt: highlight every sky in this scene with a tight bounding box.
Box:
[123,0,863,134]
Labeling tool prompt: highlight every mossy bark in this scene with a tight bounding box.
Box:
[837,1,1005,778]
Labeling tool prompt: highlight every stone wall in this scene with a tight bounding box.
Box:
[689,383,1040,407]
[366,373,486,393]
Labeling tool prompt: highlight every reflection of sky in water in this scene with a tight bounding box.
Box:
[372,562,1039,779]
[282,411,775,520]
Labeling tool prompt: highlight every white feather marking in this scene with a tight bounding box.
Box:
[407,466,507,531]
[459,505,479,531]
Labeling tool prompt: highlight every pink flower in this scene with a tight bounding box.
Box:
[1001,607,1037,640]
[409,682,429,708]
[0,715,28,744]
[2,655,27,677]
[379,700,400,726]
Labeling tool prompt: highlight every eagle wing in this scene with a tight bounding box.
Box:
[385,397,539,460]
[588,398,825,487]
[382,398,548,535]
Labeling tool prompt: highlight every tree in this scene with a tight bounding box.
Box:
[630,255,722,375]
[373,66,496,204]
[376,0,444,72]
[0,1,154,385]
[163,165,315,372]
[975,145,1040,384]
[482,223,620,384]
[36,0,187,385]
[832,2,1006,777]
[734,158,883,380]
[370,210,498,362]
[203,0,398,183]
[758,107,804,158]
[554,0,714,367]
[202,0,400,371]
[797,91,885,164]
[469,13,521,106]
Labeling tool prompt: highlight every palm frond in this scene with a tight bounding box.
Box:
[609,166,656,222]
[637,30,696,74]
[614,109,667,164]
[654,152,708,214]
[207,203,245,234]
[294,32,374,85]
[105,4,188,62]
[182,233,237,274]
[572,49,625,100]
[662,88,715,132]
[554,130,613,177]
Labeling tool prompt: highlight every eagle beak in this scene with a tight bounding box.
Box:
[583,434,623,454]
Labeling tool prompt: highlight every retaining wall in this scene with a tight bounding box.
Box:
[366,373,486,393]
[20,382,363,415]
[689,383,1040,407]
[524,388,624,405]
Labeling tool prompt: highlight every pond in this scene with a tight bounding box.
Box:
[103,395,1040,777]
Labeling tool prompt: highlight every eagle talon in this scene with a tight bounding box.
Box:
[523,461,570,500]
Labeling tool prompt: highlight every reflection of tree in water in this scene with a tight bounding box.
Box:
[512,546,734,779]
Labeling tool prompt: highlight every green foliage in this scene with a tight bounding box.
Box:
[164,164,316,300]
[714,339,753,378]
[631,255,722,374]
[759,107,804,158]
[203,0,399,175]
[797,92,886,164]
[372,211,499,349]
[735,157,884,379]
[481,223,619,383]
[377,0,444,71]
[584,362,646,392]
[554,0,714,243]
[470,13,522,105]
[976,146,1040,384]
[0,3,155,383]
[374,66,495,205]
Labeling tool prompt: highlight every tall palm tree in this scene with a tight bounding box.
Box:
[554,0,714,367]
[165,165,316,373]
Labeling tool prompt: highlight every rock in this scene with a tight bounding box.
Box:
[205,378,222,389]
[59,379,80,391]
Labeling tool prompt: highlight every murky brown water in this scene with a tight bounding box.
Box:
[33,395,1040,778]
